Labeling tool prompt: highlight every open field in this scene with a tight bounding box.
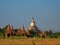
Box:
[0,38,60,45]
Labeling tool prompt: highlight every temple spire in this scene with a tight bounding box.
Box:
[30,17,36,27]
[6,24,11,31]
[21,24,25,31]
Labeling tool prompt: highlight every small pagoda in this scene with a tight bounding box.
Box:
[4,24,15,37]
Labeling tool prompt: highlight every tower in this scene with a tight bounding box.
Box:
[28,17,40,33]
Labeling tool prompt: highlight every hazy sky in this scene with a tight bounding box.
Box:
[0,0,60,32]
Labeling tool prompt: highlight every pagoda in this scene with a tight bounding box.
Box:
[4,24,15,37]
[28,17,40,34]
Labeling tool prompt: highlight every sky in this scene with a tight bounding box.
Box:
[0,0,60,32]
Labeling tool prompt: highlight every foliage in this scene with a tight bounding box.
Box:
[29,30,39,37]
[49,33,58,38]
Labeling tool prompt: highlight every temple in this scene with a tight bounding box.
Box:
[4,18,46,37]
[4,24,15,37]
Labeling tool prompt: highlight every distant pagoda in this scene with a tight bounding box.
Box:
[29,17,36,27]
[28,17,40,34]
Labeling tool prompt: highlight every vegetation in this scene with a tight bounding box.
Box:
[0,38,60,45]
[29,30,39,37]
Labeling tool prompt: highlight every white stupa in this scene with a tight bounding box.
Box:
[28,17,40,33]
[30,17,36,27]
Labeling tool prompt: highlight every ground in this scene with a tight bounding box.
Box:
[0,38,60,45]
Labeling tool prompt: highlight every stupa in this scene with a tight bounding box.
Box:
[28,17,40,33]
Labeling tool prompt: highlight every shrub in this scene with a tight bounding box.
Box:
[49,34,58,38]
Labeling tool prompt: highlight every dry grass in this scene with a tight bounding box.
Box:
[0,38,60,45]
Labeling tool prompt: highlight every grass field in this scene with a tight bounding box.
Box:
[0,38,60,45]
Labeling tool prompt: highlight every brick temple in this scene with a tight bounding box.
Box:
[4,18,46,37]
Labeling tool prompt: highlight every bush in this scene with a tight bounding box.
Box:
[49,34,58,38]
